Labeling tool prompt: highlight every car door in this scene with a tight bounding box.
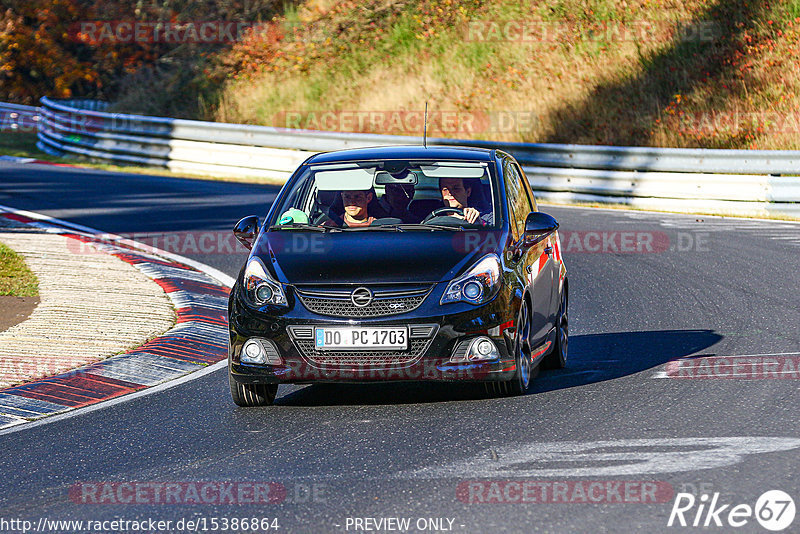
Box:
[503,158,552,346]
[515,160,559,327]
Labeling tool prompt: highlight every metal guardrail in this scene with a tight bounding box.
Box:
[20,97,800,217]
[0,102,39,133]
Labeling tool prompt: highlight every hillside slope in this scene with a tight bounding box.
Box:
[210,0,800,149]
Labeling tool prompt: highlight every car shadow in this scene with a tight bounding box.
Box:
[530,329,722,394]
[273,329,722,406]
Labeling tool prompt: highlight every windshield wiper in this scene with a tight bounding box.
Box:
[268,223,339,232]
[341,225,405,232]
[380,223,464,232]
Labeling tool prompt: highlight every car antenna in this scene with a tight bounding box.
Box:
[423,102,428,148]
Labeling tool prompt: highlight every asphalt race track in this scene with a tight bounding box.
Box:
[1,161,799,533]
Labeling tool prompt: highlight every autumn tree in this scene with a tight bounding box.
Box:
[0,0,285,114]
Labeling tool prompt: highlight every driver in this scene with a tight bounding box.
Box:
[439,177,492,226]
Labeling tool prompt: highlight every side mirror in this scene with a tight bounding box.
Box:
[523,212,559,247]
[233,215,260,250]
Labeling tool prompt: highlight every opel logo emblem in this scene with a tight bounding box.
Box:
[351,287,373,307]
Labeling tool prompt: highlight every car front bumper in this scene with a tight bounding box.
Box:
[228,286,519,384]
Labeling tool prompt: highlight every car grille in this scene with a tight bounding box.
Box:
[294,285,433,318]
[287,325,437,367]
[292,339,431,366]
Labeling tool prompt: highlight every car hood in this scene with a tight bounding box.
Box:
[254,230,505,285]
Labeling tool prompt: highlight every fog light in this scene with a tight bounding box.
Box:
[241,339,266,364]
[450,336,500,363]
[468,336,499,362]
[240,338,283,365]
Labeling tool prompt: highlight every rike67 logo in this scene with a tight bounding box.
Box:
[668,490,795,531]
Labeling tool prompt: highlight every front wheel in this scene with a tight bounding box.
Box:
[486,300,534,397]
[229,370,278,406]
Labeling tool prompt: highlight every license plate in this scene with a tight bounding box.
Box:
[314,327,408,350]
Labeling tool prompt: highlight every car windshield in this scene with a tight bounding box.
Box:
[268,159,498,230]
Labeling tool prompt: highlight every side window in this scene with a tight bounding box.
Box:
[289,182,311,213]
[508,201,521,243]
[514,162,537,212]
[503,159,527,242]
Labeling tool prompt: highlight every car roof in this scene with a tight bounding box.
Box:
[304,145,496,165]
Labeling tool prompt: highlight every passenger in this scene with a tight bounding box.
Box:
[324,190,376,227]
[439,177,493,226]
[379,183,415,221]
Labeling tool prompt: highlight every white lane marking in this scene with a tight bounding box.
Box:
[653,371,800,379]
[545,204,800,248]
[544,203,800,226]
[0,156,36,164]
[399,437,800,478]
[0,204,236,436]
[672,351,800,358]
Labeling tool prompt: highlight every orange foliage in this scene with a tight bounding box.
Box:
[0,1,96,103]
[0,0,284,105]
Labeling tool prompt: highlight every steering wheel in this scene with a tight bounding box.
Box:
[422,207,464,224]
[311,212,330,226]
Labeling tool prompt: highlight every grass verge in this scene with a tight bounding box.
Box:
[0,242,38,297]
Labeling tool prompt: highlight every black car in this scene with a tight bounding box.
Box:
[227,145,568,406]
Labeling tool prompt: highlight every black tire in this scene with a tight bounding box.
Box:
[542,285,568,370]
[229,370,278,407]
[486,299,534,397]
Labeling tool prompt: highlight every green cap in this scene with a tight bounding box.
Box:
[278,208,309,225]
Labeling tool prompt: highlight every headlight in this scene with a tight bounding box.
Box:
[243,257,287,307]
[441,254,502,306]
